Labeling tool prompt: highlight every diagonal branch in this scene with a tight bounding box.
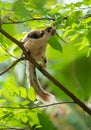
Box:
[0,28,91,115]
[0,57,25,76]
[0,29,26,53]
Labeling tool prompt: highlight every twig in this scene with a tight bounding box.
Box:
[1,6,91,25]
[1,5,91,25]
[0,28,91,115]
[0,101,75,109]
[0,43,18,59]
[0,44,26,66]
[0,57,25,76]
[1,17,55,24]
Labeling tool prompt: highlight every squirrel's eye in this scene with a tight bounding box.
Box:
[47,29,51,32]
[45,27,52,33]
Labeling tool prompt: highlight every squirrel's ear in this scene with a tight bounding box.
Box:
[27,30,44,39]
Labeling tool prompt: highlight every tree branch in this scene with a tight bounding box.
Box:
[0,28,91,115]
[0,28,26,53]
[1,17,55,25]
[0,57,25,76]
[1,6,91,25]
[0,101,75,109]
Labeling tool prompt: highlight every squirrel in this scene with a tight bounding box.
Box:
[22,27,56,104]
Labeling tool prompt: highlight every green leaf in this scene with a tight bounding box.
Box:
[0,99,6,104]
[38,112,56,130]
[0,1,3,10]
[74,2,82,7]
[66,11,82,26]
[29,0,46,11]
[87,48,91,57]
[19,87,27,98]
[21,115,28,123]
[86,30,91,43]
[71,34,84,44]
[0,55,10,62]
[27,111,41,128]
[48,35,62,52]
[28,87,36,102]
[12,0,30,18]
[13,46,20,53]
[15,32,26,41]
[20,100,30,106]
[83,0,91,5]
[0,34,4,43]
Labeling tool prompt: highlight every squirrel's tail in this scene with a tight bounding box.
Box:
[26,61,55,104]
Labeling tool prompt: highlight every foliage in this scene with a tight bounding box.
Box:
[0,0,91,129]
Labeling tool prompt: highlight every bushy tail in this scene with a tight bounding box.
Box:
[26,61,55,104]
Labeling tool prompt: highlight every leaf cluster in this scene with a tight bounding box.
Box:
[0,75,41,129]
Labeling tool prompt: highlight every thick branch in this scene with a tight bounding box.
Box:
[0,57,25,76]
[0,28,26,53]
[0,28,91,115]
